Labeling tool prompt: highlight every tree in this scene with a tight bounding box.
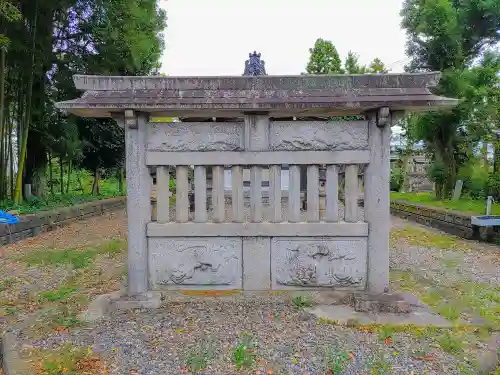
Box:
[0,0,167,202]
[344,51,367,74]
[401,0,500,198]
[368,57,389,73]
[306,38,344,75]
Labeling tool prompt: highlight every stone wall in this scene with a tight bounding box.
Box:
[390,200,500,243]
[0,197,126,246]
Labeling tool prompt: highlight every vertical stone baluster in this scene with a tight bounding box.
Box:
[344,164,359,222]
[212,165,225,222]
[326,165,339,222]
[124,111,150,295]
[307,165,320,222]
[156,166,170,223]
[289,165,301,222]
[232,165,244,222]
[194,166,207,223]
[269,165,282,222]
[175,166,189,223]
[250,166,262,222]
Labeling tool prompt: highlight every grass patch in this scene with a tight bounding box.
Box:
[390,191,500,215]
[390,226,466,250]
[184,338,217,373]
[0,191,122,215]
[392,271,500,327]
[292,295,313,309]
[36,285,79,303]
[231,332,257,370]
[20,239,126,269]
[37,343,106,375]
[436,331,465,355]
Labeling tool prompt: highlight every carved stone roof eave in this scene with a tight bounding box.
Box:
[55,72,460,118]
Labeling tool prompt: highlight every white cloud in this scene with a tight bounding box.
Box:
[159,0,409,76]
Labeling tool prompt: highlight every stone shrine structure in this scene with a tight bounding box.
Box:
[57,69,457,298]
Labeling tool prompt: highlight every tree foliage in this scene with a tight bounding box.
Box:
[0,0,166,200]
[401,0,500,198]
[305,39,389,75]
[306,38,344,74]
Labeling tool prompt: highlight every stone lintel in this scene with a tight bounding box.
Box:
[55,73,459,118]
[72,72,442,91]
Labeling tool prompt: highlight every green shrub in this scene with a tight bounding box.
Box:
[487,172,500,200]
[390,167,404,192]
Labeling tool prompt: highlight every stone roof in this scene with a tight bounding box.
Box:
[55,72,459,118]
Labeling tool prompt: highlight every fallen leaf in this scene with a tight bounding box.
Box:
[385,337,392,345]
[413,355,436,361]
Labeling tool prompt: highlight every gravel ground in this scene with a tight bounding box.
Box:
[2,208,499,375]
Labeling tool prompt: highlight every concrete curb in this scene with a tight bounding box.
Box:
[2,331,31,375]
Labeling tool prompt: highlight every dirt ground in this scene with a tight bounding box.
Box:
[0,210,498,375]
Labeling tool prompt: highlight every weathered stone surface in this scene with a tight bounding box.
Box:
[270,121,368,151]
[307,304,452,327]
[147,122,244,151]
[271,237,367,289]
[148,237,242,288]
[56,73,459,118]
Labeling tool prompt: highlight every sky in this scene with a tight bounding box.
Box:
[159,0,410,76]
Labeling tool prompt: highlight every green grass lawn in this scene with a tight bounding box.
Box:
[0,177,125,215]
[390,191,500,215]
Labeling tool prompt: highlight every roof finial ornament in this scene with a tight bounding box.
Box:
[243,51,267,76]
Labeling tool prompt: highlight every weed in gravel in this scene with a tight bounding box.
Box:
[0,277,15,291]
[184,338,216,372]
[292,295,313,309]
[436,331,464,355]
[38,343,106,375]
[436,302,461,321]
[442,257,459,268]
[322,347,351,374]
[366,352,392,375]
[36,285,79,303]
[231,333,257,370]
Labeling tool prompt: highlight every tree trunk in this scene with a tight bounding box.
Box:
[91,168,100,195]
[48,153,53,195]
[76,169,85,194]
[117,166,123,193]
[14,3,38,203]
[66,158,71,193]
[59,157,63,194]
[8,117,13,199]
[0,48,6,201]
[494,138,500,173]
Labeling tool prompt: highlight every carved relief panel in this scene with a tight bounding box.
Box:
[147,122,244,151]
[271,237,367,290]
[148,238,242,289]
[270,121,369,151]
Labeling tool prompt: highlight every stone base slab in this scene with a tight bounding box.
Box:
[307,304,452,328]
[81,289,448,328]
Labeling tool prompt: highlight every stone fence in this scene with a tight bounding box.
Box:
[390,200,500,244]
[0,197,126,246]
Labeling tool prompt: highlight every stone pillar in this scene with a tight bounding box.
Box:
[242,112,271,290]
[124,110,151,295]
[364,109,392,293]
